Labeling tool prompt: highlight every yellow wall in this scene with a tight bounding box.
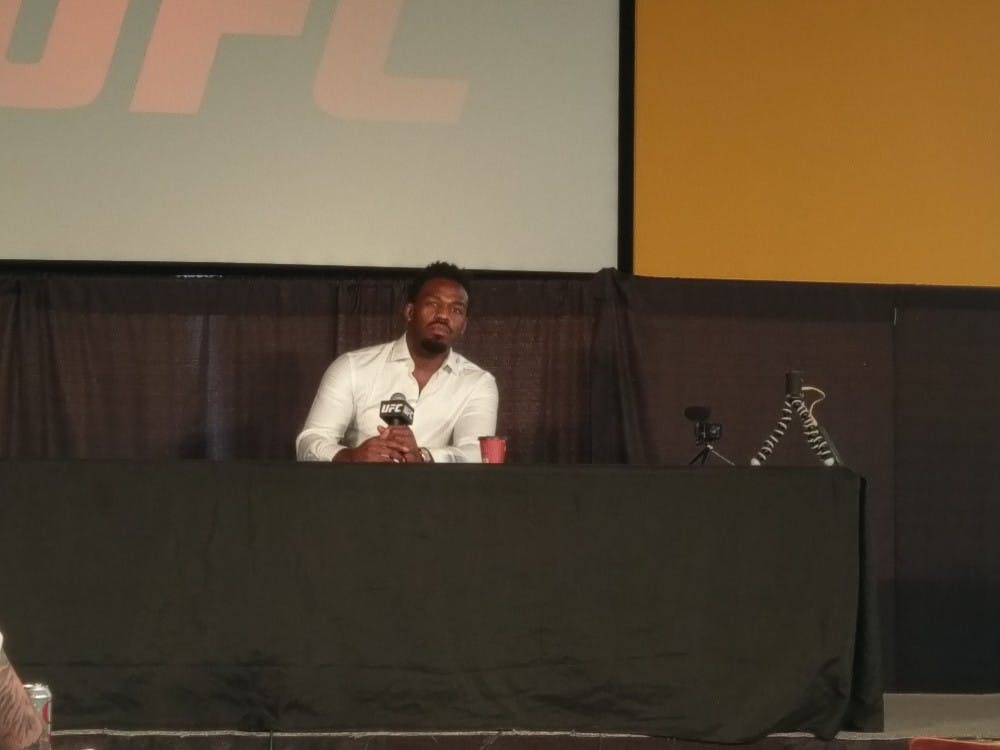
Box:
[634,0,1000,286]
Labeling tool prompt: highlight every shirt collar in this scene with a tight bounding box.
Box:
[391,334,460,373]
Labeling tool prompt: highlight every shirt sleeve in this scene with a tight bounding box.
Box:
[295,354,356,461]
[427,371,499,464]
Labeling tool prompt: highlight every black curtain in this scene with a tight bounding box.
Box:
[0,271,593,463]
[893,291,1000,690]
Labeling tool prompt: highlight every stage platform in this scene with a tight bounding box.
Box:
[50,695,1000,750]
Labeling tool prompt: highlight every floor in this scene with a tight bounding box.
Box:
[835,694,1000,740]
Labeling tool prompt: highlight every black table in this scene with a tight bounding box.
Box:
[0,462,881,741]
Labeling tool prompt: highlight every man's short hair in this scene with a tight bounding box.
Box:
[406,261,472,304]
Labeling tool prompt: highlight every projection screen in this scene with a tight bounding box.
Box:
[0,0,620,272]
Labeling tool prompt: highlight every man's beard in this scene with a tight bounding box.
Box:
[420,337,448,355]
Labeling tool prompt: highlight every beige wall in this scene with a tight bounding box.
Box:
[634,0,1000,285]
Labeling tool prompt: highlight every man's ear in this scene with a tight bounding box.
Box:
[403,302,414,322]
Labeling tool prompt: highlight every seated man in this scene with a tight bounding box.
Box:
[296,262,498,463]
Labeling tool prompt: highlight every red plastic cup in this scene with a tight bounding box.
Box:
[478,436,508,464]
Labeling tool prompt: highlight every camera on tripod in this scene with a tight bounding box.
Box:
[684,406,733,466]
[684,406,722,445]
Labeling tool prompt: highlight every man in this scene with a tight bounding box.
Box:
[296,262,498,463]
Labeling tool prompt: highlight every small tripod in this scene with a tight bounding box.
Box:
[688,442,735,466]
[684,406,735,466]
[751,371,842,466]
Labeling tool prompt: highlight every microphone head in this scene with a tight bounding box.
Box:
[785,370,804,399]
[684,405,711,423]
[379,393,414,426]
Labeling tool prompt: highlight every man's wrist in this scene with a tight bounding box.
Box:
[419,447,434,463]
[331,446,353,463]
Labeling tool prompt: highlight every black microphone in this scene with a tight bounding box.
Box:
[379,392,414,426]
[785,370,804,401]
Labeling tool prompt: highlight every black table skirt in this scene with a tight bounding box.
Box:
[0,462,882,741]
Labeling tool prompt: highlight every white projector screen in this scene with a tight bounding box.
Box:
[0,0,619,272]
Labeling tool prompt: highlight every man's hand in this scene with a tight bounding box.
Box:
[377,425,423,463]
[332,426,422,463]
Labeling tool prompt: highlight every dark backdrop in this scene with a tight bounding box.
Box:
[1,265,998,691]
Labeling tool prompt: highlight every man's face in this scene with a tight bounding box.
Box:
[405,277,469,355]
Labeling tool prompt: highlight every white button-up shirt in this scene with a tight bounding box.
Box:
[296,335,498,463]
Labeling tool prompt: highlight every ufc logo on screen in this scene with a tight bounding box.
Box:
[0,0,468,121]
